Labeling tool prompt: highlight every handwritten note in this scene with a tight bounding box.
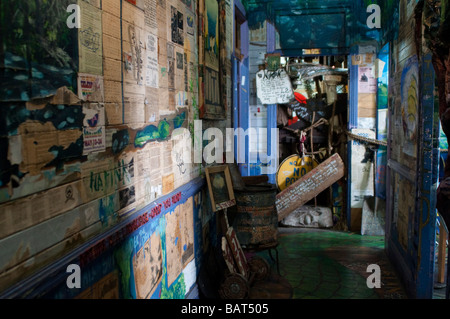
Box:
[256,69,294,105]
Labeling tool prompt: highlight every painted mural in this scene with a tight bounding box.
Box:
[400,56,419,158]
[0,0,77,101]
[33,185,206,299]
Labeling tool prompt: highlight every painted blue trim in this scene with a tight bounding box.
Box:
[415,53,437,299]
[267,104,277,184]
[241,21,249,59]
[234,0,246,17]
[237,17,250,177]
[266,21,276,53]
[347,51,359,230]
[265,22,277,185]
[0,177,205,299]
[239,56,250,177]
[348,57,359,130]
[233,56,239,162]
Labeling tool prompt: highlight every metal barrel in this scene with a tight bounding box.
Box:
[232,185,278,249]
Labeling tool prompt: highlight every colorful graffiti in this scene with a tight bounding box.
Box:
[32,182,206,300]
[134,112,186,148]
[134,120,171,147]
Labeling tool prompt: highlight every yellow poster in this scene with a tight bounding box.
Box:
[276,155,318,191]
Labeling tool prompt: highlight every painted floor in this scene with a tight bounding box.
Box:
[250,228,409,299]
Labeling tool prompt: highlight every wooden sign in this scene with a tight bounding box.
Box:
[276,153,345,221]
[221,236,238,274]
[225,227,249,278]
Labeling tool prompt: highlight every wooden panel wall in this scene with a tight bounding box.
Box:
[0,0,227,298]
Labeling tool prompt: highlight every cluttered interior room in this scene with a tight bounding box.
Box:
[0,0,450,301]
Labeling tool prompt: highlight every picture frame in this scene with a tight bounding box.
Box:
[205,165,236,212]
[198,0,226,120]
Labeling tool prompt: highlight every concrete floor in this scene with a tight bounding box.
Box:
[248,227,409,299]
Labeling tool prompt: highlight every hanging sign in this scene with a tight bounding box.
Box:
[256,69,294,104]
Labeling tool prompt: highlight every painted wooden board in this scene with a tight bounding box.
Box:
[132,233,162,299]
[0,221,102,293]
[0,180,84,240]
[276,153,345,222]
[225,227,249,279]
[165,197,194,287]
[0,198,101,274]
[221,236,238,274]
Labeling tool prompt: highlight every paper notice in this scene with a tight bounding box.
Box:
[78,0,103,75]
[83,103,106,154]
[145,33,159,88]
[358,66,377,94]
[350,129,375,208]
[124,90,146,124]
[144,0,158,32]
[256,69,294,104]
[78,74,104,102]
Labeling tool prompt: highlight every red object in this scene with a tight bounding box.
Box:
[294,92,307,104]
[288,116,298,126]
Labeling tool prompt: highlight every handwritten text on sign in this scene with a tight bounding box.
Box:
[256,69,294,105]
[275,153,345,221]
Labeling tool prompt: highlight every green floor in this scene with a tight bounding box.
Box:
[259,228,408,299]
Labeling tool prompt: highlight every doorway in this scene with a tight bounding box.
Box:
[274,55,349,229]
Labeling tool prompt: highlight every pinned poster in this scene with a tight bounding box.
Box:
[358,66,377,93]
[83,103,106,155]
[350,129,375,208]
[78,74,104,102]
[256,69,294,105]
[375,58,386,79]
[145,33,159,88]
[78,0,103,75]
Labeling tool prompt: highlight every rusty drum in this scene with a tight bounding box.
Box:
[232,185,278,249]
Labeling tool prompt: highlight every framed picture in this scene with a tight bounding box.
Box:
[205,165,235,212]
[198,0,226,119]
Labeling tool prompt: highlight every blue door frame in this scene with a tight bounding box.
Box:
[233,1,277,184]
[385,52,438,298]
